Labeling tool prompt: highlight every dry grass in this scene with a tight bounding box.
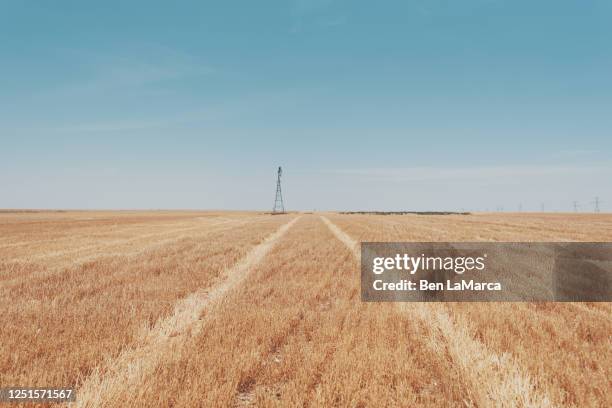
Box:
[74,217,300,407]
[0,211,610,407]
[0,211,293,388]
[112,216,468,407]
[325,212,612,407]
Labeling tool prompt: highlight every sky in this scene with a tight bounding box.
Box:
[1,0,610,211]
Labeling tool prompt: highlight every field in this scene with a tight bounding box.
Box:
[0,211,610,407]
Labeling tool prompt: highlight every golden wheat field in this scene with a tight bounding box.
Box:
[0,211,611,407]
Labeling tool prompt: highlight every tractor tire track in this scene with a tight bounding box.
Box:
[73,216,300,408]
[320,215,555,408]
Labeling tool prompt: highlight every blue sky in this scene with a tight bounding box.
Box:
[1,0,610,211]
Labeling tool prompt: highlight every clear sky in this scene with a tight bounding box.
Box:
[1,0,610,211]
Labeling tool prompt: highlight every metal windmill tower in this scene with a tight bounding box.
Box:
[272,166,285,213]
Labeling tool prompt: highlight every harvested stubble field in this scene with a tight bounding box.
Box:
[0,211,610,407]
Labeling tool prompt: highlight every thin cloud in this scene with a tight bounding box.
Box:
[547,149,602,159]
[48,108,214,134]
[34,48,213,99]
[325,164,612,182]
[289,0,341,33]
[290,0,334,17]
[317,15,348,27]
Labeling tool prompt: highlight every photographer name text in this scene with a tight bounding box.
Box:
[371,254,502,292]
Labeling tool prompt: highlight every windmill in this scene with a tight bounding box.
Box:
[272,166,285,214]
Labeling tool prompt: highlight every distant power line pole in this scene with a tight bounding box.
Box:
[272,166,285,213]
[518,203,522,212]
[592,197,601,213]
[541,202,545,212]
[573,201,579,213]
